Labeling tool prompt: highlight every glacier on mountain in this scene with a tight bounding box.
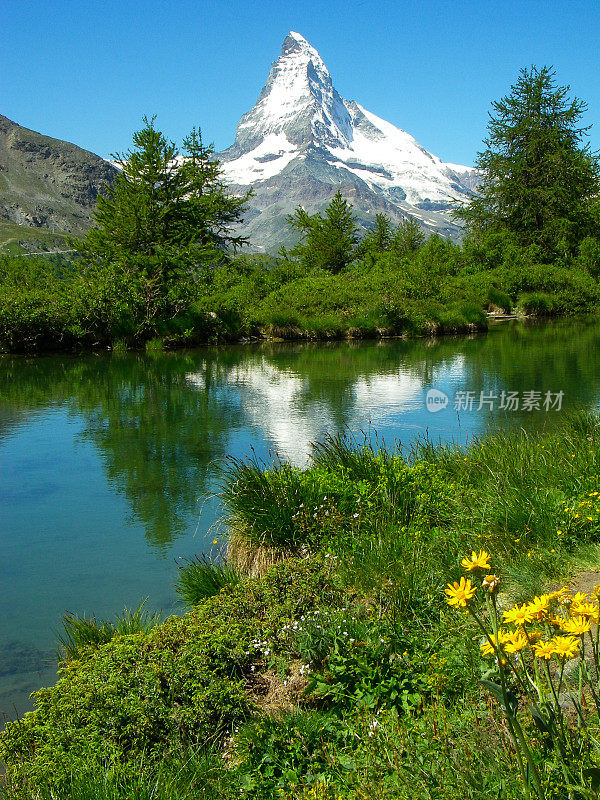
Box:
[217,31,477,250]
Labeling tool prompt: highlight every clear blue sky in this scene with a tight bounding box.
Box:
[2,0,599,167]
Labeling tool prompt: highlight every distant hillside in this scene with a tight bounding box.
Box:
[0,115,117,250]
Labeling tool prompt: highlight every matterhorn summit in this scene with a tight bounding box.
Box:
[218,32,477,250]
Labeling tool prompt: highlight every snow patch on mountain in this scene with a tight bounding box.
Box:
[223,132,298,183]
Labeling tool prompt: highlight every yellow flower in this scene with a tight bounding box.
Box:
[593,584,600,597]
[571,591,588,605]
[461,550,491,571]
[504,630,529,654]
[571,601,599,622]
[212,539,218,545]
[480,630,510,657]
[550,636,580,659]
[549,587,571,602]
[533,640,556,660]
[526,595,550,621]
[548,614,565,630]
[562,615,591,635]
[557,530,563,536]
[503,603,534,627]
[482,574,500,593]
[445,576,477,608]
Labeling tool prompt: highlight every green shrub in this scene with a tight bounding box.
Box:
[234,711,351,799]
[518,291,555,316]
[461,301,487,325]
[577,236,600,278]
[487,285,512,311]
[0,559,342,788]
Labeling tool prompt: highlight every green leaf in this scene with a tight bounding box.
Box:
[583,768,600,791]
[529,703,551,734]
[480,680,519,716]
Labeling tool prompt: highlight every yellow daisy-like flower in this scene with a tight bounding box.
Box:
[571,591,588,605]
[527,594,550,621]
[461,550,491,571]
[480,630,510,657]
[445,576,477,608]
[571,601,599,622]
[550,636,580,659]
[593,584,600,597]
[548,587,571,602]
[548,613,565,630]
[562,615,591,636]
[533,640,556,660]
[503,603,534,627]
[504,631,529,654]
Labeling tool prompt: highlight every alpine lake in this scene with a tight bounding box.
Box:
[1,317,600,721]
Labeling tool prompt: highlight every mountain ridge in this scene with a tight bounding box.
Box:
[0,114,117,244]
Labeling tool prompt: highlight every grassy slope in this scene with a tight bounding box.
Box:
[0,220,71,255]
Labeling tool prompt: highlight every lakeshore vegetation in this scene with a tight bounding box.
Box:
[4,413,600,797]
[1,67,600,353]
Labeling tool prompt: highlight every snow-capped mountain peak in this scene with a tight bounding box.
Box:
[231,30,353,157]
[218,33,477,250]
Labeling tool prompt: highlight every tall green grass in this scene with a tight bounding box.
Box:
[56,601,160,661]
[0,747,232,800]
[176,555,241,606]
[222,412,600,607]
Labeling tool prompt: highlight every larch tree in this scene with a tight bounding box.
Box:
[458,66,600,258]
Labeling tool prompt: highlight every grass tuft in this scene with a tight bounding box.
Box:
[176,555,241,605]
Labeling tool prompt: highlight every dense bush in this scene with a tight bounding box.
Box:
[3,223,600,352]
[0,558,344,788]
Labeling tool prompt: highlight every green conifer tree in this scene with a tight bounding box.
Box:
[75,117,251,330]
[458,66,600,258]
[288,191,359,273]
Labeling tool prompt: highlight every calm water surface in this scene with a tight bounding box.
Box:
[1,318,600,719]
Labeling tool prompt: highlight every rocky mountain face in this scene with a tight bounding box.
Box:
[218,32,477,251]
[0,114,117,238]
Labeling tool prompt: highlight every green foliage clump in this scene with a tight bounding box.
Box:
[221,436,454,555]
[518,291,556,316]
[0,558,343,789]
[487,285,512,311]
[176,555,241,606]
[56,602,160,661]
